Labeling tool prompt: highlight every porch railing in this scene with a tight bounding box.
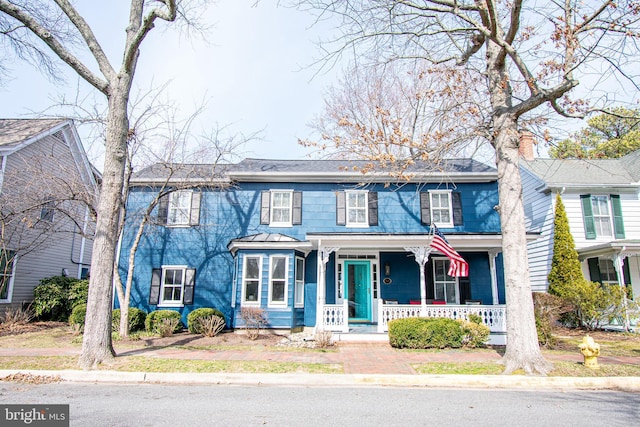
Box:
[377,304,507,334]
[321,301,349,332]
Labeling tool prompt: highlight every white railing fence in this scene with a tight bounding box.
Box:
[377,304,507,333]
[322,301,349,332]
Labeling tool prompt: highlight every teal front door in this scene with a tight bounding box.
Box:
[344,260,371,322]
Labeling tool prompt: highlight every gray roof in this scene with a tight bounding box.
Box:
[0,119,67,148]
[521,151,640,189]
[230,233,302,243]
[132,163,230,184]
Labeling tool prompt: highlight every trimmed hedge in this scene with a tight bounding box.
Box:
[68,303,87,331]
[389,317,486,349]
[112,308,147,333]
[187,308,225,334]
[145,310,183,334]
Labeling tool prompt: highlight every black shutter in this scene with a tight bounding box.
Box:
[336,191,346,225]
[149,268,162,305]
[420,192,431,225]
[189,191,201,226]
[610,194,625,239]
[260,191,270,224]
[157,195,169,225]
[183,268,196,304]
[623,260,631,287]
[368,192,378,226]
[452,192,464,226]
[580,194,596,240]
[425,260,435,300]
[458,276,471,303]
[292,191,303,225]
[587,258,601,283]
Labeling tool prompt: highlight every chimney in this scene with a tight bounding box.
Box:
[519,131,535,161]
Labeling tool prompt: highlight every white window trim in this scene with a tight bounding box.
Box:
[591,194,614,238]
[241,255,262,306]
[433,257,459,304]
[0,253,17,303]
[598,258,619,284]
[270,190,294,227]
[429,190,454,228]
[345,190,369,228]
[158,265,187,308]
[294,256,305,308]
[268,255,288,307]
[167,190,193,227]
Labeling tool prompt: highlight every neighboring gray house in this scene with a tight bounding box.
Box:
[0,119,98,313]
[521,149,640,301]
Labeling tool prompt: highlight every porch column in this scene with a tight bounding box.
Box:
[315,245,339,331]
[489,249,500,305]
[405,246,433,316]
[612,251,631,332]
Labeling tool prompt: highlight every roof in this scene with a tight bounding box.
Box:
[227,233,312,254]
[132,157,497,185]
[0,119,68,150]
[521,151,640,191]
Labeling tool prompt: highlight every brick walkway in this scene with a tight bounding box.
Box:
[1,343,639,375]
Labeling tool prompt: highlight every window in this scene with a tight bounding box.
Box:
[295,257,305,307]
[269,256,288,306]
[149,266,195,307]
[433,258,458,304]
[158,190,201,226]
[347,191,368,226]
[260,190,302,227]
[598,258,618,284]
[430,191,452,227]
[581,194,624,240]
[40,198,55,222]
[0,250,16,301]
[242,256,262,305]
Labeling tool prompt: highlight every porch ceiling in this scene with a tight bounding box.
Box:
[578,239,640,261]
[306,232,507,251]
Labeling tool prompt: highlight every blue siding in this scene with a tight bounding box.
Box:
[379,252,420,303]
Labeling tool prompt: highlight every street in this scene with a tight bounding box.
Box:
[1,382,638,426]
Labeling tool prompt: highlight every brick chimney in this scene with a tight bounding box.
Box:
[519,131,535,161]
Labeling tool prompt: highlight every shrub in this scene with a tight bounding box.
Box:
[314,330,334,348]
[458,319,490,348]
[187,308,225,334]
[145,310,183,335]
[112,308,147,333]
[33,276,88,321]
[532,292,565,347]
[568,280,627,330]
[239,307,268,340]
[467,313,483,325]
[388,317,464,349]
[68,303,87,332]
[1,304,34,330]
[195,315,226,338]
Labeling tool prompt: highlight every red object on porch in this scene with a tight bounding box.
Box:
[409,300,421,305]
[432,300,446,305]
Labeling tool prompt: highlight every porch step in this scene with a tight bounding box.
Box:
[333,332,389,342]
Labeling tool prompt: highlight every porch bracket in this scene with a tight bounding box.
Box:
[405,246,433,316]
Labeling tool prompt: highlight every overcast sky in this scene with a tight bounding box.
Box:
[0,1,340,163]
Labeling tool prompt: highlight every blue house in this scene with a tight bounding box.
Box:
[118,159,508,342]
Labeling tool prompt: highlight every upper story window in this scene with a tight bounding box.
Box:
[242,255,262,305]
[0,250,16,301]
[260,190,302,227]
[336,190,378,227]
[420,191,463,227]
[580,194,624,240]
[40,198,55,223]
[148,266,196,307]
[268,255,288,306]
[157,189,201,227]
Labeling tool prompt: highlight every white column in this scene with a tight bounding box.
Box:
[405,246,432,316]
[489,249,500,305]
[315,245,339,331]
[613,252,631,332]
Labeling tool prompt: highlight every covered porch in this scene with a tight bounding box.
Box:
[308,233,507,344]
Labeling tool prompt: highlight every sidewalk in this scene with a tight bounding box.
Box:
[1,342,639,391]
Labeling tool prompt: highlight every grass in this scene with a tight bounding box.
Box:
[0,356,342,374]
[413,361,640,377]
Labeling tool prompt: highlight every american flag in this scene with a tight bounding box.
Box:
[429,225,469,277]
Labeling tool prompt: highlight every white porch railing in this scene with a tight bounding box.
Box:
[377,304,507,334]
[322,301,349,332]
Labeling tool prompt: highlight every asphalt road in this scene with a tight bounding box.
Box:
[1,382,638,426]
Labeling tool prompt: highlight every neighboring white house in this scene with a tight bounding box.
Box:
[521,149,640,301]
[0,119,99,313]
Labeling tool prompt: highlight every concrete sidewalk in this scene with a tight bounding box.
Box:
[1,342,639,391]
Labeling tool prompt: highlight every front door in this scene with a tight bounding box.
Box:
[344,260,371,322]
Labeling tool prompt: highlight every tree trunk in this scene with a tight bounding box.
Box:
[80,81,130,369]
[485,40,552,375]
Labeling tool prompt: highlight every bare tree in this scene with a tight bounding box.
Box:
[297,0,640,374]
[0,0,210,368]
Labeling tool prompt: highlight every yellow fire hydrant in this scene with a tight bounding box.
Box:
[578,335,600,369]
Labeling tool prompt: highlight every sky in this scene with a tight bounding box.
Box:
[0,1,342,165]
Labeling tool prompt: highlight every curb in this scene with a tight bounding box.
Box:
[2,370,639,391]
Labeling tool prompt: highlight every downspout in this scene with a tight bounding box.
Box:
[76,207,90,278]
